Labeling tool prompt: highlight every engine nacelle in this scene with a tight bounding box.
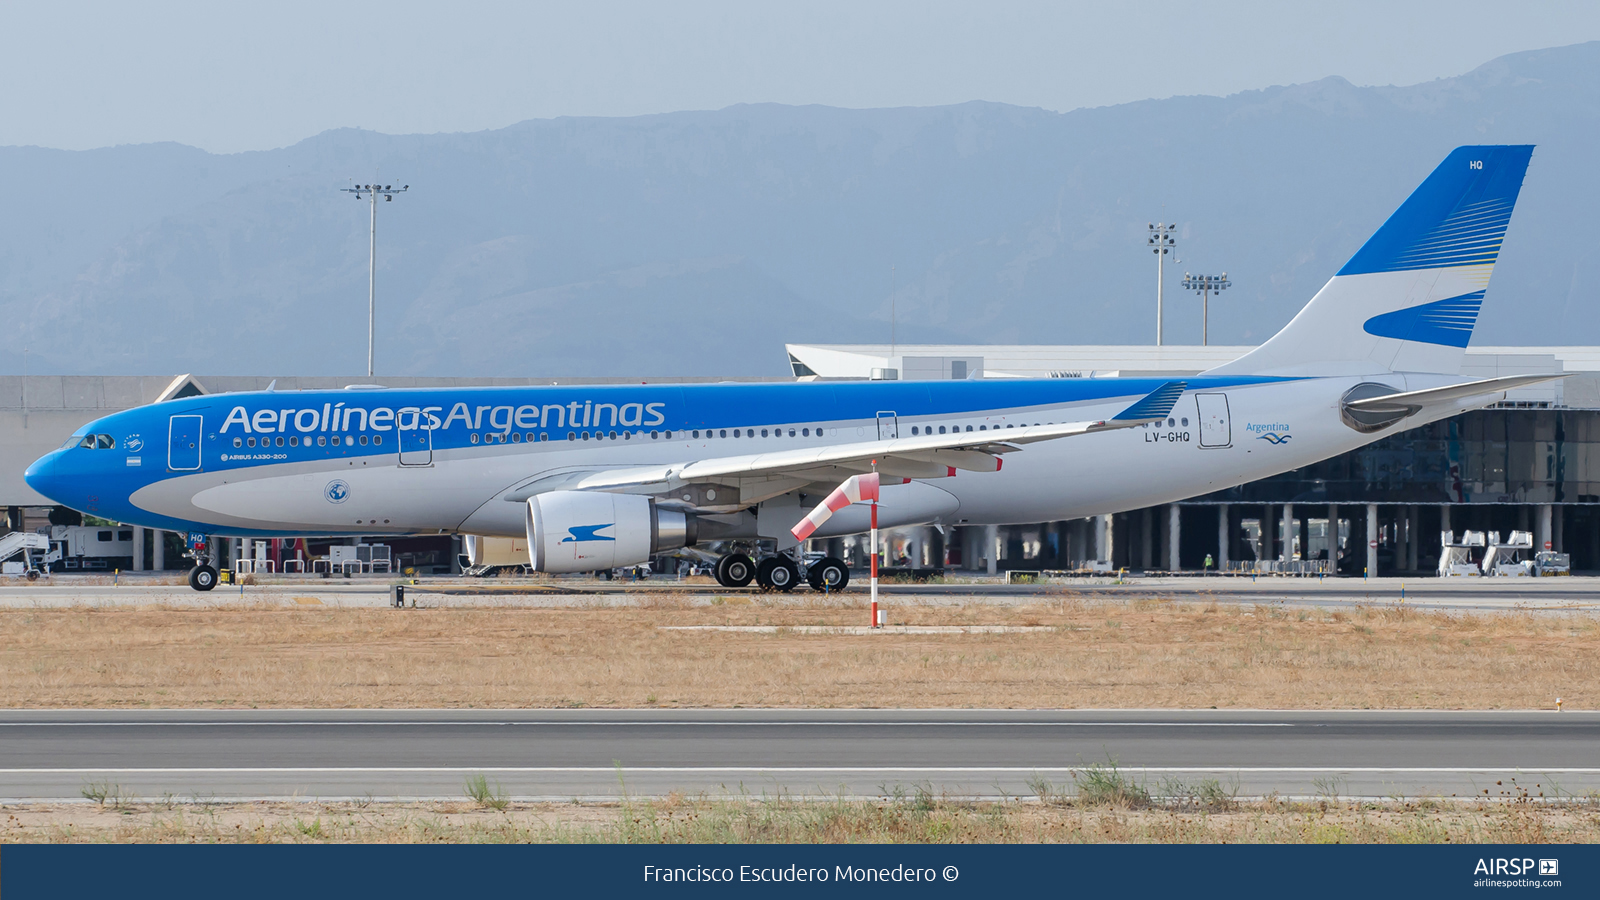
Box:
[525,491,697,574]
[463,534,530,568]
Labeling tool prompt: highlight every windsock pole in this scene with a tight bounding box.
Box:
[788,470,882,626]
[870,498,879,628]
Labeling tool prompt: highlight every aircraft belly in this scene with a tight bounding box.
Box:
[132,462,479,533]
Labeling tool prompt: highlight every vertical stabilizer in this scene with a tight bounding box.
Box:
[1209,145,1533,377]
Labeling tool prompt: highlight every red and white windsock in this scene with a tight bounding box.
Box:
[791,472,881,542]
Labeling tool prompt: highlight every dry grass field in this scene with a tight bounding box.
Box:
[1,595,1595,708]
[7,793,1599,844]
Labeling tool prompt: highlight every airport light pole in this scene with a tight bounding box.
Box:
[1180,272,1230,346]
[340,182,408,377]
[1148,223,1176,346]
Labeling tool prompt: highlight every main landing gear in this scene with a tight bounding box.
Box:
[712,551,850,593]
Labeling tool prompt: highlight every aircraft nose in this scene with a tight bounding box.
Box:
[24,450,69,505]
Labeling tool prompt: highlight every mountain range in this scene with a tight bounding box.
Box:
[4,41,1599,377]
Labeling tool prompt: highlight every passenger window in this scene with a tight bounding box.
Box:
[788,429,795,437]
[581,432,590,440]
[317,436,327,447]
[276,436,284,447]
[470,433,480,444]
[911,426,918,435]
[247,437,256,447]
[802,428,809,437]
[939,426,947,434]
[117,530,132,541]
[966,426,973,432]
[720,430,727,438]
[98,531,112,541]
[665,431,673,439]
[290,436,299,447]
[692,430,699,439]
[1181,417,1189,426]
[373,435,382,446]
[1168,418,1175,427]
[568,432,576,441]
[331,436,341,446]
[979,425,987,431]
[360,435,370,445]
[609,431,618,440]
[650,431,659,439]
[233,437,243,448]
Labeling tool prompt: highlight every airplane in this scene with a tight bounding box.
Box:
[25,144,1558,592]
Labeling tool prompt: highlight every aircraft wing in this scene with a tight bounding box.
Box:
[547,381,1187,505]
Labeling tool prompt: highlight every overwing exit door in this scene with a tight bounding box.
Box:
[876,411,899,439]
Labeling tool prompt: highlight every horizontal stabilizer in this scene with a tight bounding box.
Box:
[1345,374,1566,414]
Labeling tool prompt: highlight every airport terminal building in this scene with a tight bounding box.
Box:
[6,345,1600,578]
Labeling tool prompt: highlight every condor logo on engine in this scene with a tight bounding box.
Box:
[562,524,616,543]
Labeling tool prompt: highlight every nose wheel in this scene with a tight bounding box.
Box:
[188,565,219,592]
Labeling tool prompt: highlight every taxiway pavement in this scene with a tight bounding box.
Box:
[2,574,1599,613]
[2,709,1595,802]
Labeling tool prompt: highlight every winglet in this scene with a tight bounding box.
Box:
[1112,381,1187,422]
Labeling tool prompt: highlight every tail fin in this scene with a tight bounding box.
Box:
[1209,145,1534,377]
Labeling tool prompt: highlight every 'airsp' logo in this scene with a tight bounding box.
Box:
[562,524,615,543]
[324,480,351,504]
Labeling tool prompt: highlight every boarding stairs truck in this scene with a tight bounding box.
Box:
[0,530,50,579]
[1438,530,1486,577]
[1481,531,1535,577]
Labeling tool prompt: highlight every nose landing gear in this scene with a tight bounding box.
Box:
[188,564,219,591]
[183,532,219,592]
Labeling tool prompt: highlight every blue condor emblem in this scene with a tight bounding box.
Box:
[562,524,616,543]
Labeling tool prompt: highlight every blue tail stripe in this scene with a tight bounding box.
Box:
[1362,290,1485,348]
[1337,146,1532,277]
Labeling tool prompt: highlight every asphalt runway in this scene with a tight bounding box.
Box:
[3,574,1600,612]
[3,710,1596,802]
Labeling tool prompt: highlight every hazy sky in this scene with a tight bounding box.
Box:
[4,1,1600,154]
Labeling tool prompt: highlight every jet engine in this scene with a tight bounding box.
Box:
[525,490,697,573]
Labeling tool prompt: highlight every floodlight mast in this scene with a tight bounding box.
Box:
[339,182,409,377]
[1148,223,1176,346]
[1181,272,1230,345]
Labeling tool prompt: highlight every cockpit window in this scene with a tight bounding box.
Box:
[78,436,97,449]
[96,434,115,450]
